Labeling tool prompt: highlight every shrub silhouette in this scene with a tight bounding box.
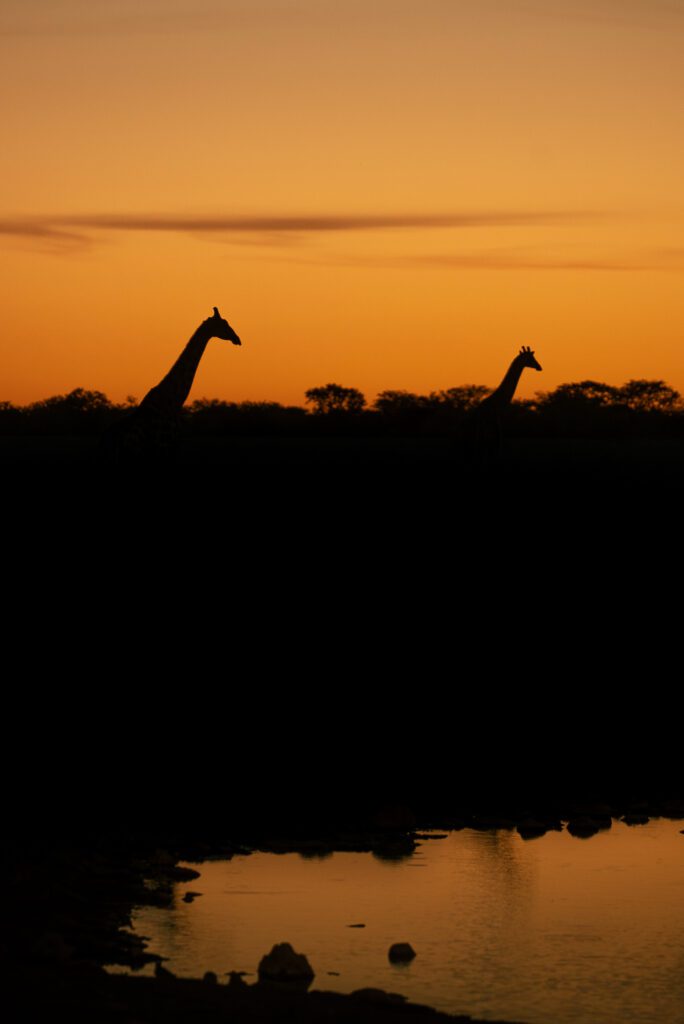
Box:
[617,380,681,412]
[2,378,683,441]
[187,399,308,436]
[305,383,366,415]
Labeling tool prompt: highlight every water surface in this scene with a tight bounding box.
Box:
[124,820,684,1024]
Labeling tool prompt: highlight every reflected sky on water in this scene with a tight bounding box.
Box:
[123,819,684,1024]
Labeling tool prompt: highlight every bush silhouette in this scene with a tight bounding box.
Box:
[305,383,366,415]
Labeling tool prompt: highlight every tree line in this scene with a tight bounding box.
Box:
[1,379,682,439]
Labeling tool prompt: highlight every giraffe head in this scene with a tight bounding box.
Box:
[206,306,241,345]
[518,345,541,371]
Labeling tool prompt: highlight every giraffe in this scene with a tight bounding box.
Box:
[468,345,542,465]
[100,307,241,464]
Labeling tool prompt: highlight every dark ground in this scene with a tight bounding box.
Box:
[2,432,684,491]
[6,791,683,1024]
[6,790,683,1024]
[3,432,681,1019]
[4,432,681,814]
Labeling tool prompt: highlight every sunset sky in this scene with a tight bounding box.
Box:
[2,0,683,406]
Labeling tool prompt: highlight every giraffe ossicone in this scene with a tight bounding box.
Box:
[209,307,241,346]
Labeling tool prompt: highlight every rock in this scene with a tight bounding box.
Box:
[372,836,417,861]
[227,972,248,988]
[257,943,315,981]
[182,891,203,902]
[203,971,218,984]
[388,943,416,963]
[298,846,334,860]
[567,818,598,838]
[567,816,611,838]
[352,988,407,1004]
[161,865,201,882]
[516,819,548,840]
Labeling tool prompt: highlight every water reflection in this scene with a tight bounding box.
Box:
[123,820,684,1024]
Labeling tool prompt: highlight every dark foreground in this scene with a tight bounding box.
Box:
[4,432,682,1019]
[5,431,682,831]
[7,789,684,1024]
[11,964,520,1024]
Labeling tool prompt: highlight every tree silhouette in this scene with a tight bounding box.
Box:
[2,377,683,443]
[28,388,114,434]
[305,383,366,414]
[374,391,431,414]
[39,388,112,413]
[430,385,491,410]
[538,381,620,408]
[617,379,681,412]
[186,398,307,435]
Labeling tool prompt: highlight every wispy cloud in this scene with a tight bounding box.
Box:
[0,1,301,38]
[512,0,684,32]
[0,219,85,243]
[0,219,93,254]
[265,245,684,272]
[5,210,674,272]
[0,208,597,252]
[6,1,683,38]
[56,211,593,231]
[351,252,661,272]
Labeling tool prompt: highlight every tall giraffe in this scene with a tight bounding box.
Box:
[469,345,542,463]
[101,307,241,464]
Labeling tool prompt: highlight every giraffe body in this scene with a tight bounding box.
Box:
[100,307,241,465]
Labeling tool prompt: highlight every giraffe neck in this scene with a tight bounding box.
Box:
[140,325,213,417]
[489,356,525,408]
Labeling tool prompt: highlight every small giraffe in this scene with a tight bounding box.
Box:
[469,345,542,463]
[100,307,241,464]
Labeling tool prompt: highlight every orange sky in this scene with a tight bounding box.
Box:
[2,0,683,406]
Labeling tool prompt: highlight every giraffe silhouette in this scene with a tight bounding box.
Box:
[468,345,542,464]
[100,307,241,464]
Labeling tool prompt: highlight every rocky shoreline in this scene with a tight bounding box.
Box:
[6,793,684,1024]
